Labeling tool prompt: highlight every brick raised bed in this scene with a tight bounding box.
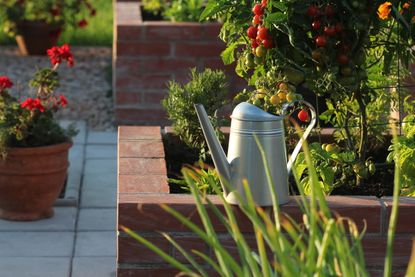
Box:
[114,1,246,125]
[117,126,415,277]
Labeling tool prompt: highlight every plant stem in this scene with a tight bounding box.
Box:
[356,90,368,163]
[384,126,401,277]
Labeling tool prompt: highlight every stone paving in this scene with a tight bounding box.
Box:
[0,124,117,277]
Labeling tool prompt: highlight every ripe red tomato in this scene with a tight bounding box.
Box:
[251,39,259,49]
[307,5,320,18]
[324,26,336,36]
[315,35,327,47]
[247,26,257,39]
[325,4,334,17]
[257,27,268,40]
[298,109,309,122]
[261,0,267,7]
[252,4,264,16]
[311,20,321,30]
[337,54,349,65]
[252,15,262,25]
[262,39,273,49]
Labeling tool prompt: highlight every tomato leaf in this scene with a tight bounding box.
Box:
[220,42,238,65]
[271,2,287,12]
[200,1,222,21]
[264,12,287,25]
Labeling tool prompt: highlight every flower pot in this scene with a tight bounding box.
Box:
[0,141,72,221]
[15,21,62,56]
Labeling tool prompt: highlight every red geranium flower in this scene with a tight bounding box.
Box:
[47,44,74,67]
[21,98,46,113]
[78,19,88,28]
[59,95,68,107]
[0,76,13,92]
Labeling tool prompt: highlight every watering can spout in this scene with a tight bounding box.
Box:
[194,104,231,193]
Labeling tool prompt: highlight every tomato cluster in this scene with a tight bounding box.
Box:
[246,0,274,67]
[307,3,351,67]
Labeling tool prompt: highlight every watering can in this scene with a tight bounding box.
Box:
[194,100,316,206]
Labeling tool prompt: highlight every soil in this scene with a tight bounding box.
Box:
[163,133,395,197]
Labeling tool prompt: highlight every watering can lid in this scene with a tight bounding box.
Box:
[231,102,282,122]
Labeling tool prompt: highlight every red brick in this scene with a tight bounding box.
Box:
[203,23,222,39]
[145,24,203,40]
[117,25,143,41]
[116,75,171,90]
[115,59,141,75]
[116,108,168,124]
[116,92,141,105]
[172,236,208,263]
[117,268,180,277]
[117,42,170,57]
[118,194,254,233]
[118,126,161,140]
[119,158,167,175]
[116,2,141,25]
[118,236,170,263]
[118,175,169,193]
[139,58,197,74]
[383,197,415,233]
[118,140,164,158]
[175,42,225,57]
[144,92,167,104]
[326,196,382,233]
[362,235,412,267]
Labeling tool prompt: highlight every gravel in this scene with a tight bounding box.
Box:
[0,46,114,131]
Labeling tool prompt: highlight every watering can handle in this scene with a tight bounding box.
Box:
[282,100,317,174]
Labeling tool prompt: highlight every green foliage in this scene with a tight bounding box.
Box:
[142,0,205,22]
[169,162,222,195]
[387,115,415,196]
[162,68,229,159]
[29,69,59,94]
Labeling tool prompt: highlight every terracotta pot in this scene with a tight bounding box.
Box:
[0,141,72,221]
[15,21,62,56]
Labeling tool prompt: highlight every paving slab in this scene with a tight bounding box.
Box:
[0,232,74,257]
[71,257,116,277]
[84,159,117,175]
[0,207,76,231]
[0,257,71,277]
[74,231,116,257]
[77,209,116,231]
[87,131,117,144]
[81,173,117,208]
[86,145,117,159]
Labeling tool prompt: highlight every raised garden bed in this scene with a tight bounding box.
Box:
[114,1,246,125]
[117,125,415,277]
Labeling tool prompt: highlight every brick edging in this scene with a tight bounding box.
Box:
[117,126,415,276]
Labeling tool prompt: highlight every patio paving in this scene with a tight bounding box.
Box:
[0,124,117,277]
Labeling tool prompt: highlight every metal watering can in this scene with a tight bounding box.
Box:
[195,100,316,206]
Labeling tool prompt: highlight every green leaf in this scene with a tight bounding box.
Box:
[220,42,238,65]
[271,2,288,12]
[199,1,222,21]
[264,12,287,25]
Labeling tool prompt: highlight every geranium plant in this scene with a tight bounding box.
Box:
[0,0,96,38]
[0,44,77,158]
[201,0,415,193]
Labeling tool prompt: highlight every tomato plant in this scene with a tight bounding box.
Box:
[201,0,415,191]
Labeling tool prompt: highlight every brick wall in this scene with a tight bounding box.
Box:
[117,126,415,277]
[114,2,246,125]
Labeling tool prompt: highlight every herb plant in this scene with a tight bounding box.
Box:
[162,68,230,160]
[142,0,204,22]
